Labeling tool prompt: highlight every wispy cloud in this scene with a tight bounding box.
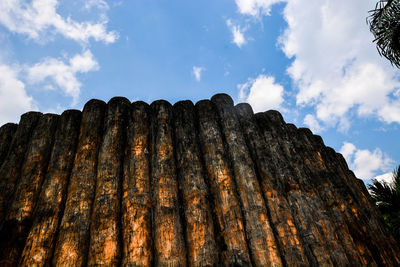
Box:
[235,0,283,17]
[84,0,109,10]
[27,50,99,105]
[238,74,284,112]
[234,0,400,131]
[339,142,393,180]
[226,19,247,48]
[0,0,117,124]
[0,64,35,125]
[0,0,118,44]
[303,114,323,133]
[192,66,205,82]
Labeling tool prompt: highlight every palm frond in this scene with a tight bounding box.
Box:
[368,165,400,243]
[367,0,400,68]
[369,178,395,203]
[394,165,400,195]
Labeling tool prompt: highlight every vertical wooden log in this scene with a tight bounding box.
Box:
[0,113,59,266]
[121,101,152,266]
[0,112,41,223]
[252,112,326,266]
[257,111,349,266]
[173,100,218,267]
[52,99,106,266]
[322,143,400,266]
[19,110,82,266]
[292,128,372,265]
[195,100,251,266]
[87,97,130,266]
[150,100,187,267]
[235,103,310,267]
[211,94,283,267]
[334,150,400,265]
[0,123,18,167]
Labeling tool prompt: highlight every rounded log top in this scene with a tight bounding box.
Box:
[265,110,285,125]
[42,113,60,119]
[173,100,194,109]
[61,109,81,117]
[298,127,313,137]
[194,100,217,116]
[3,94,289,129]
[20,111,42,121]
[107,96,131,107]
[83,99,107,112]
[131,101,150,114]
[286,123,297,132]
[0,123,18,130]
[235,103,254,118]
[132,100,149,108]
[194,99,210,107]
[313,134,325,147]
[210,93,234,107]
[150,99,172,109]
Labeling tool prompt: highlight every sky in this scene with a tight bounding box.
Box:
[1,0,400,185]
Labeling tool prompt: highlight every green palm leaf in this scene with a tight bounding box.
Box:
[367,0,400,68]
[368,165,400,243]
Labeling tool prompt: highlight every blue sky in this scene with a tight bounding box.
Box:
[1,0,400,185]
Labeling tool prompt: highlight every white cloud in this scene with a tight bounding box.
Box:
[372,172,394,185]
[303,114,323,133]
[0,0,118,44]
[339,142,393,180]
[238,74,284,112]
[0,64,35,125]
[226,19,247,48]
[84,0,109,10]
[27,50,99,105]
[339,142,356,161]
[235,0,283,17]
[192,66,205,82]
[234,0,400,130]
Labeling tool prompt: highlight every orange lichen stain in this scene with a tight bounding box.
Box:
[133,137,145,154]
[290,226,299,237]
[202,145,211,154]
[319,219,328,234]
[340,204,346,212]
[103,239,117,261]
[258,212,266,222]
[351,207,359,218]
[59,242,79,263]
[79,199,89,211]
[158,144,171,158]
[81,144,90,152]
[157,183,175,208]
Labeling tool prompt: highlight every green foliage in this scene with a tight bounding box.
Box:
[369,166,400,242]
[367,0,400,68]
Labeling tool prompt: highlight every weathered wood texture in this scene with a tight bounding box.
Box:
[0,112,41,224]
[122,101,152,266]
[0,94,399,266]
[173,101,218,266]
[88,97,130,266]
[0,123,17,167]
[150,100,187,267]
[0,113,59,266]
[53,100,106,266]
[20,110,81,266]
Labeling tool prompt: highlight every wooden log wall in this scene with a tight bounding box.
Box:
[0,94,399,266]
